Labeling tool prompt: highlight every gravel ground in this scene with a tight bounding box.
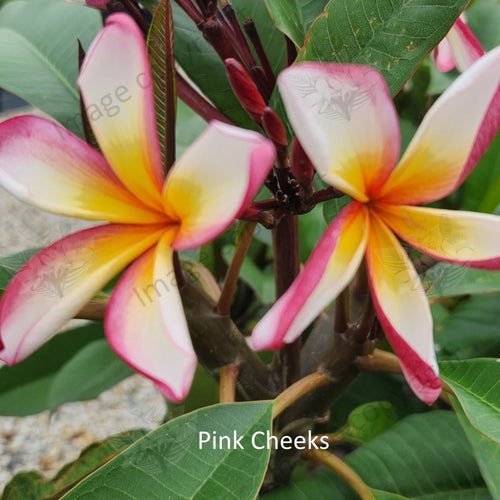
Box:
[0,109,166,492]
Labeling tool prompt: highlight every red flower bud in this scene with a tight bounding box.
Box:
[225,58,266,123]
[290,138,315,185]
[261,107,287,147]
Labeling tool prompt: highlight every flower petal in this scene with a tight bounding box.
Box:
[0,116,167,223]
[252,202,368,350]
[434,37,456,73]
[0,224,165,364]
[164,121,275,251]
[79,13,164,210]
[278,63,400,201]
[378,46,500,205]
[446,18,484,73]
[365,213,440,404]
[105,231,196,402]
[375,204,500,269]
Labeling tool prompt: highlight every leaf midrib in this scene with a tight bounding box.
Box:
[0,27,79,101]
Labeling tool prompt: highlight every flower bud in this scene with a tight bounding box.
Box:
[261,107,287,147]
[225,58,266,123]
[290,138,315,185]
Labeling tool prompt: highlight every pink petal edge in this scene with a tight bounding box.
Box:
[105,242,196,402]
[252,202,367,350]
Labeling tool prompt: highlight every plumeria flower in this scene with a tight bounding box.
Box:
[0,14,275,402]
[252,48,500,404]
[434,15,484,73]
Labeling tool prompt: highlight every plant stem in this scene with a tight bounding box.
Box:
[163,0,176,174]
[219,363,239,403]
[181,280,280,400]
[357,348,453,396]
[177,73,232,124]
[243,19,276,99]
[174,0,203,23]
[272,215,301,387]
[217,222,256,316]
[356,348,402,374]
[119,0,149,34]
[272,371,331,419]
[77,298,108,321]
[302,449,375,500]
[334,289,349,333]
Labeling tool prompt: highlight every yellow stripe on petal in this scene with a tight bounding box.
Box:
[0,116,168,224]
[252,202,368,350]
[0,224,165,364]
[378,47,500,205]
[79,14,164,210]
[278,63,401,201]
[375,204,500,269]
[164,122,275,250]
[106,231,196,402]
[366,213,440,404]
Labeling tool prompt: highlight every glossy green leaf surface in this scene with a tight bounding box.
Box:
[0,323,132,416]
[265,0,306,48]
[334,401,398,445]
[453,396,500,500]
[440,359,500,444]
[298,0,469,95]
[63,402,273,499]
[0,0,101,136]
[433,295,500,360]
[3,430,147,500]
[263,412,488,499]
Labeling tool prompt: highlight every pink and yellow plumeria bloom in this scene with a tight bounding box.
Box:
[252,48,500,404]
[434,16,484,73]
[0,14,275,402]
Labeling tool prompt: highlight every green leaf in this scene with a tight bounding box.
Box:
[433,295,500,360]
[299,0,330,29]
[1,471,56,500]
[261,469,353,499]
[322,195,350,225]
[0,0,102,136]
[299,204,327,262]
[265,412,489,499]
[173,0,286,127]
[47,339,134,409]
[265,0,306,48]
[440,359,500,445]
[462,132,500,214]
[147,0,176,171]
[298,0,469,95]
[325,372,427,431]
[334,401,398,445]
[176,99,207,157]
[3,430,147,500]
[0,248,40,291]
[222,245,275,303]
[453,396,500,500]
[0,322,132,416]
[423,263,500,299]
[467,0,500,51]
[63,402,273,499]
[346,412,487,497]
